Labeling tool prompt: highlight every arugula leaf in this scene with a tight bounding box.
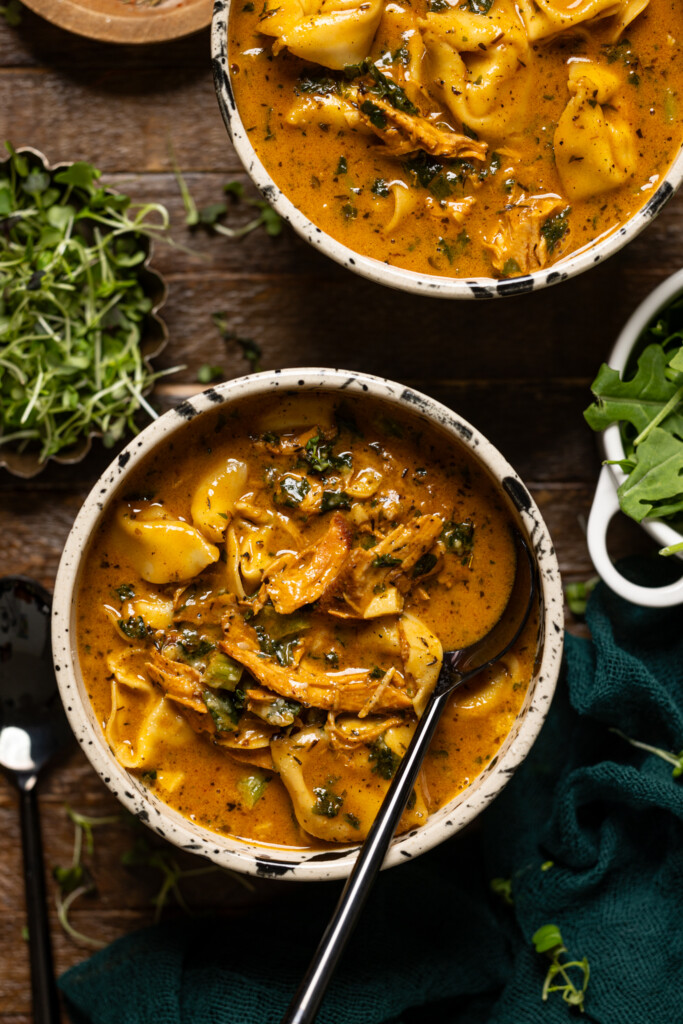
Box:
[584,344,683,439]
[615,427,683,522]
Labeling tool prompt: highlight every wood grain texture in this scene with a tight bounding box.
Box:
[0,11,680,1020]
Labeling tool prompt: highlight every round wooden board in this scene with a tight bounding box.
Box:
[20,0,212,43]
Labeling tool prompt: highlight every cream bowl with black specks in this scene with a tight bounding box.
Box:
[52,368,564,880]
[210,3,683,301]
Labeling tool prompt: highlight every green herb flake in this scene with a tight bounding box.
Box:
[360,100,387,130]
[321,490,352,512]
[203,688,240,733]
[335,155,348,175]
[118,616,151,640]
[344,811,361,829]
[368,735,400,779]
[412,552,438,578]
[541,207,571,254]
[371,553,402,568]
[278,474,311,507]
[114,583,136,600]
[371,178,391,197]
[312,787,344,817]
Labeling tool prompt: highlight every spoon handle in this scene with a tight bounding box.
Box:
[20,785,61,1024]
[280,688,449,1024]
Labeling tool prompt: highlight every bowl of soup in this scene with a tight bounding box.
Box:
[53,369,563,879]
[212,0,683,297]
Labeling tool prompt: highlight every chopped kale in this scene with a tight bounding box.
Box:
[502,258,522,276]
[359,533,378,549]
[541,207,571,254]
[298,69,339,95]
[344,812,361,829]
[335,155,348,175]
[467,0,493,11]
[279,474,311,507]
[203,688,240,733]
[441,519,475,562]
[321,490,352,513]
[303,433,352,474]
[114,583,135,600]
[412,553,438,578]
[141,770,157,783]
[371,553,402,568]
[360,100,387,130]
[312,787,344,817]
[118,616,151,640]
[341,203,358,220]
[325,651,340,668]
[438,231,470,264]
[254,625,298,667]
[368,736,400,780]
[262,697,300,726]
[371,178,391,198]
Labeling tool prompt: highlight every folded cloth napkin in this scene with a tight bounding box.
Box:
[60,558,683,1024]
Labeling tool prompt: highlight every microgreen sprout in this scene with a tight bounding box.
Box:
[490,876,513,905]
[121,837,254,922]
[0,143,181,462]
[532,924,590,1013]
[53,805,124,949]
[610,727,683,777]
[169,146,282,240]
[0,0,21,23]
[564,577,599,617]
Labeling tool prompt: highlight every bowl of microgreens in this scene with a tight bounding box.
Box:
[585,268,683,607]
[0,144,172,478]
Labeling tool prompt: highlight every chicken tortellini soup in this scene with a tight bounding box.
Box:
[77,395,538,849]
[228,0,683,279]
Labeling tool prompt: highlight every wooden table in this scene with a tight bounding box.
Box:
[0,12,680,1022]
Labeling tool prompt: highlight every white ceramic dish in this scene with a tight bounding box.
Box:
[587,268,683,607]
[210,4,683,300]
[52,368,563,880]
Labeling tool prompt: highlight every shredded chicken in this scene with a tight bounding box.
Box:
[265,512,352,614]
[220,611,412,713]
[355,93,488,159]
[321,513,443,618]
[145,649,206,713]
[484,196,568,276]
[325,711,404,751]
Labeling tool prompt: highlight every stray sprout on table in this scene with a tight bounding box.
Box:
[52,804,255,948]
[532,924,590,1013]
[610,727,683,778]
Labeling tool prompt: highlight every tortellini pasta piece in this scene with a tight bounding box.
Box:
[105,672,195,770]
[517,0,648,42]
[420,0,533,139]
[399,613,443,716]
[271,723,429,841]
[287,93,369,132]
[122,592,175,630]
[190,459,249,543]
[114,504,220,585]
[554,63,637,200]
[259,0,383,70]
[384,182,419,235]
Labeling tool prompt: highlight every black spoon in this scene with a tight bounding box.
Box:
[0,576,72,1024]
[281,534,537,1024]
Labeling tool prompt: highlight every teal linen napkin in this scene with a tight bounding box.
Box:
[59,559,683,1024]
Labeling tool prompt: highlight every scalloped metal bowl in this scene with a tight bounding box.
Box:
[52,368,564,881]
[210,4,683,299]
[0,148,168,479]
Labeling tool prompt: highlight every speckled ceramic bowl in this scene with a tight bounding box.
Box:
[52,368,563,880]
[210,3,683,300]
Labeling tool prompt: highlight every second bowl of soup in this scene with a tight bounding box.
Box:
[213,0,683,297]
[53,369,563,878]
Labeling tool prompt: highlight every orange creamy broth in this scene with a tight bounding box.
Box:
[228,0,683,279]
[76,394,537,850]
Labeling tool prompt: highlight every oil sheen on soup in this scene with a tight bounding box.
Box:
[227,0,683,280]
[77,394,538,850]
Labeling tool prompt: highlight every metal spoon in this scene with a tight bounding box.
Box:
[281,533,537,1024]
[0,576,72,1024]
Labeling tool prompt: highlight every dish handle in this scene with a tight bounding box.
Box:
[587,465,683,607]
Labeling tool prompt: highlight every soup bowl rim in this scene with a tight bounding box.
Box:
[210,5,683,300]
[52,367,564,881]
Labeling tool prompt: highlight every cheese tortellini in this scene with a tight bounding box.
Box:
[555,62,637,200]
[259,0,383,70]
[517,0,649,41]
